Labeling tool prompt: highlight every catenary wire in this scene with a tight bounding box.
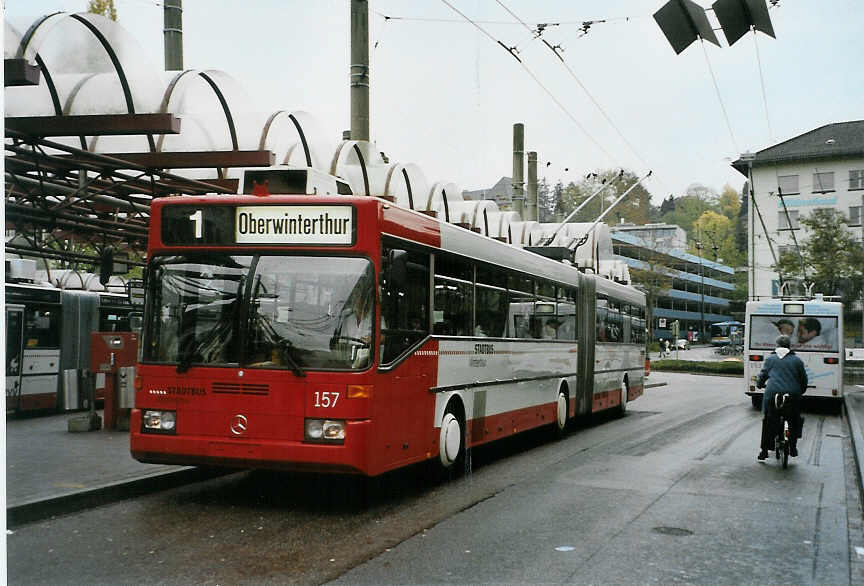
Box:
[699,38,739,155]
[438,0,619,164]
[494,0,660,182]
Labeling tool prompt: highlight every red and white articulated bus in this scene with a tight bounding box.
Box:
[130,177,646,477]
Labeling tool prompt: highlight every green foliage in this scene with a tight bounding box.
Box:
[552,168,654,225]
[692,210,744,266]
[774,209,864,303]
[88,0,117,21]
[735,182,749,257]
[651,359,744,375]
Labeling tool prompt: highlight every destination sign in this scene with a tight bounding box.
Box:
[235,205,354,244]
[161,204,355,246]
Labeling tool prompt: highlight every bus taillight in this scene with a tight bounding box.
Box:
[749,355,763,361]
[823,357,839,364]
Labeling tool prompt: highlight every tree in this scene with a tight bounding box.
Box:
[659,194,676,215]
[660,194,706,236]
[555,169,653,225]
[88,0,118,21]
[718,184,740,220]
[691,210,744,267]
[735,182,748,258]
[774,209,864,303]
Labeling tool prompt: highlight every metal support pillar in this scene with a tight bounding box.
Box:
[163,0,183,71]
[350,0,370,142]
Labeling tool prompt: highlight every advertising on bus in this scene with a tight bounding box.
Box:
[745,299,844,408]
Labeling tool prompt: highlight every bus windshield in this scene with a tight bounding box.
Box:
[143,254,375,371]
[749,314,839,352]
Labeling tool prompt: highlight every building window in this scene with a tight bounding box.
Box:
[777,175,799,195]
[778,210,799,230]
[812,172,834,193]
[850,206,862,226]
[851,169,864,190]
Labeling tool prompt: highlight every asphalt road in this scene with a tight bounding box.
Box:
[8,372,861,585]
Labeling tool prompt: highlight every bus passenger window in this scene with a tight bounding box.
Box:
[557,296,577,341]
[380,245,430,363]
[432,253,473,337]
[475,286,508,337]
[433,277,472,336]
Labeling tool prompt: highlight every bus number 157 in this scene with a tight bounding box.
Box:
[313,391,340,408]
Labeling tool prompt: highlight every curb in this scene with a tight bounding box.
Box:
[650,370,744,378]
[844,391,864,505]
[7,467,232,528]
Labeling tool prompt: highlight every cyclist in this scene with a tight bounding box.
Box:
[756,334,808,460]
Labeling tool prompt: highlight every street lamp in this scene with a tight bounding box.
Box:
[695,240,705,341]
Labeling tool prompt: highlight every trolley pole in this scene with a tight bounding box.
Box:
[350,0,370,142]
[163,0,183,71]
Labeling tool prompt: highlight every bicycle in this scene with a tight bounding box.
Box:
[771,393,793,469]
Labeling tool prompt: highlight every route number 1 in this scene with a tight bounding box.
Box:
[188,209,203,239]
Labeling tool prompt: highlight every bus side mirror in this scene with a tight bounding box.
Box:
[387,249,408,290]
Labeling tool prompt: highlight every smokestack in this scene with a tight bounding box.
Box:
[512,123,524,216]
[526,151,538,221]
[163,0,183,71]
[350,0,370,142]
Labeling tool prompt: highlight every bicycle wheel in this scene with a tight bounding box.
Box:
[782,440,789,469]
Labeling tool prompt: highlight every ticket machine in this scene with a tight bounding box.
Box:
[90,332,137,430]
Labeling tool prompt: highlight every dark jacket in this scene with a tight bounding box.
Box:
[756,348,808,414]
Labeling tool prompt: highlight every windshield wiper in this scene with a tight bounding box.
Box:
[279,340,306,378]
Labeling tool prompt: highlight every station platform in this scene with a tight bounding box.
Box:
[5,410,220,526]
[7,382,864,527]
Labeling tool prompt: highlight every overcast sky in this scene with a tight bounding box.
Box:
[5,0,862,203]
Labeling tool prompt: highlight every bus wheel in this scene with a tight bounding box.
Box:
[439,408,465,471]
[551,388,568,439]
[751,395,762,410]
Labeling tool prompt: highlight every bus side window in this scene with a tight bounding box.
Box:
[607,300,623,343]
[380,244,430,364]
[476,264,508,338]
[596,294,608,342]
[557,287,577,341]
[508,274,534,339]
[432,253,473,337]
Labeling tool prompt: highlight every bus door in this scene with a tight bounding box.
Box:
[6,304,25,411]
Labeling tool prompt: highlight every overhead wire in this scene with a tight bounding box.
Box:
[699,38,739,155]
[494,0,654,173]
[438,0,618,164]
[371,9,641,28]
[492,0,678,198]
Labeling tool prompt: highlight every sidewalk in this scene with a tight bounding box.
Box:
[5,410,221,526]
[845,384,864,500]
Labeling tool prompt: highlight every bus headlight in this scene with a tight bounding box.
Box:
[304,419,345,443]
[143,410,176,434]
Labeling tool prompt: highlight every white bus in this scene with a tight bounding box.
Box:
[745,297,844,408]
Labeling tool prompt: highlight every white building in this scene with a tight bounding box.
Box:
[732,120,864,300]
